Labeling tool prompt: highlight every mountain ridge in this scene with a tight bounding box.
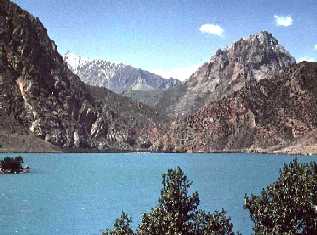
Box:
[157,31,296,117]
[64,52,181,94]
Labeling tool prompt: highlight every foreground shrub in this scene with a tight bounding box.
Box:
[244,159,317,234]
[192,209,236,235]
[104,167,235,235]
[103,212,134,235]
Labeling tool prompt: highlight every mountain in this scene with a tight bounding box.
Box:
[1,0,316,154]
[64,52,181,94]
[151,62,317,153]
[149,32,317,154]
[158,31,296,117]
[64,53,181,106]
[0,0,161,152]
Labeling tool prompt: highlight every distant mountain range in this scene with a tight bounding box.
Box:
[64,53,181,106]
[64,52,181,92]
[1,0,316,154]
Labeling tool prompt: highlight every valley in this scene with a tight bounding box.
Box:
[0,0,316,155]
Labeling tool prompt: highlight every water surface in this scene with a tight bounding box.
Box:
[0,153,316,235]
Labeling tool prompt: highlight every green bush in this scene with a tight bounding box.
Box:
[104,167,236,235]
[244,159,317,234]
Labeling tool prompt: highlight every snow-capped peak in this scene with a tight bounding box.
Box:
[64,52,90,72]
[63,52,181,94]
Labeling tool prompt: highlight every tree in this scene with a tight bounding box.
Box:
[192,209,235,235]
[0,156,24,173]
[138,167,200,234]
[103,212,135,235]
[105,167,235,235]
[244,159,317,234]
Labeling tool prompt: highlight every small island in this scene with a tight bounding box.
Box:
[0,156,30,174]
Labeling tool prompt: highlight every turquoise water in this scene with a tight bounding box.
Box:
[0,153,316,235]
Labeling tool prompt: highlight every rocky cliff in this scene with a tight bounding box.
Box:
[152,62,317,153]
[158,31,296,117]
[0,0,160,151]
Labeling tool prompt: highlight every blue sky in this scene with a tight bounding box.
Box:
[15,0,317,80]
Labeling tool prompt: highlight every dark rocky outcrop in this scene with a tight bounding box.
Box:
[0,156,29,174]
[0,0,160,151]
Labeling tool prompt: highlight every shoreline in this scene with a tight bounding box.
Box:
[0,149,316,156]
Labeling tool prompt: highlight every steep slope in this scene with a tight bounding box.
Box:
[158,31,295,117]
[0,0,160,151]
[64,52,181,94]
[0,112,60,152]
[152,62,317,153]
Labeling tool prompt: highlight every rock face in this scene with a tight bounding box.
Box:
[158,31,296,117]
[0,0,160,151]
[153,62,317,153]
[64,52,181,94]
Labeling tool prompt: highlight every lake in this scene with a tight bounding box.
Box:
[0,153,316,235]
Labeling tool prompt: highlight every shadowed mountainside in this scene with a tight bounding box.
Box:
[0,0,163,152]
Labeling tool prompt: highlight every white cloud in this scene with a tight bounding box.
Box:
[274,15,293,27]
[297,56,316,62]
[153,65,200,81]
[314,44,317,51]
[199,23,224,37]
